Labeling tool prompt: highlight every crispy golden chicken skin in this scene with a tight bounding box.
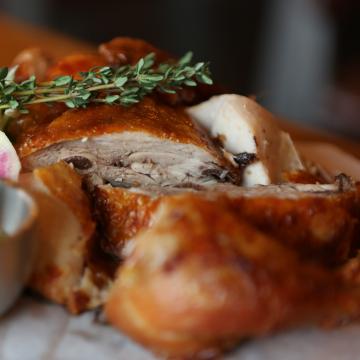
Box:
[94,185,161,255]
[9,37,360,359]
[16,97,221,160]
[105,194,360,359]
[12,48,53,82]
[225,188,360,265]
[20,162,115,313]
[95,182,360,264]
[8,36,217,148]
[98,37,171,66]
[45,53,106,80]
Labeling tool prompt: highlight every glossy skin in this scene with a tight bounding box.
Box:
[226,192,360,265]
[106,194,360,359]
[45,53,106,80]
[12,48,53,82]
[16,97,222,161]
[21,162,114,313]
[98,37,171,66]
[23,162,96,312]
[94,185,161,256]
[94,185,360,265]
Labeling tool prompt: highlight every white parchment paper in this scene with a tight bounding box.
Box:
[2,296,360,360]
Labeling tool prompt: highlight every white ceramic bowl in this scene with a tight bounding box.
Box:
[0,181,38,315]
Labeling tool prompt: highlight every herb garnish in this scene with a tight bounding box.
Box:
[0,52,212,113]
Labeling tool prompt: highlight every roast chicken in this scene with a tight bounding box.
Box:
[95,180,360,265]
[10,39,239,190]
[106,193,360,359]
[7,37,360,359]
[20,162,116,313]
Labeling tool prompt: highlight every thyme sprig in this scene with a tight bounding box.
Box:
[0,52,212,113]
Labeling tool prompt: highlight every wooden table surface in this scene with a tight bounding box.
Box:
[0,14,359,158]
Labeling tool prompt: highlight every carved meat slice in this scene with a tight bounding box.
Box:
[17,97,238,188]
[105,193,360,359]
[20,162,115,314]
[94,181,360,265]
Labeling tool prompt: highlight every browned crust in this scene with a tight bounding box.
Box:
[98,37,171,66]
[34,161,95,237]
[45,53,106,80]
[227,191,359,265]
[93,185,360,265]
[26,162,97,313]
[105,194,360,358]
[16,97,224,161]
[94,185,160,255]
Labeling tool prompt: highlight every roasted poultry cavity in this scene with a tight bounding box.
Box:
[11,37,360,359]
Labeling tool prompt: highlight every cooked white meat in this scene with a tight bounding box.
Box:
[187,94,305,186]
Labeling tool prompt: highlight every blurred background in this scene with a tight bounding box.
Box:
[0,0,359,139]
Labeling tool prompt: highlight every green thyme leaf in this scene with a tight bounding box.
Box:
[9,99,19,109]
[115,76,128,88]
[53,76,72,86]
[135,58,145,74]
[65,99,76,108]
[105,94,120,104]
[0,68,8,81]
[142,53,155,69]
[3,84,17,95]
[178,51,193,66]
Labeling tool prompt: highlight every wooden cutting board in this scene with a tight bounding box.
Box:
[0,13,359,158]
